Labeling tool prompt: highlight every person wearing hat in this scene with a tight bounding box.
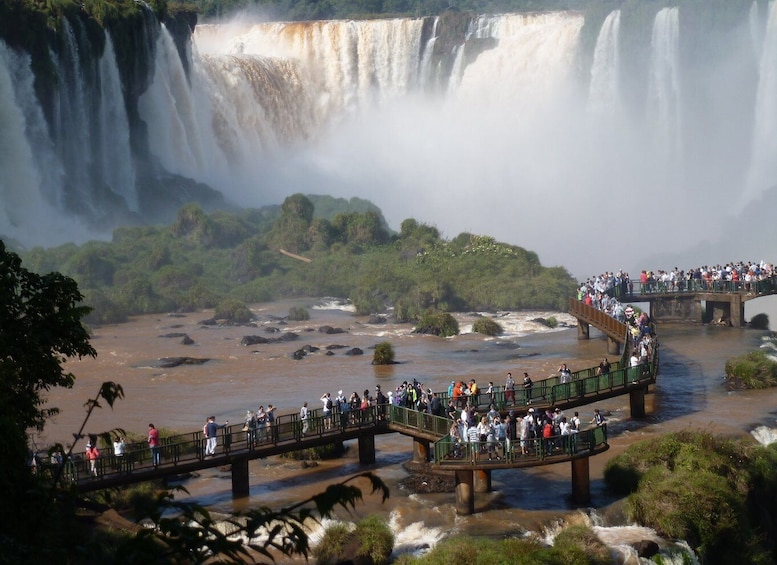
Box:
[85,441,100,477]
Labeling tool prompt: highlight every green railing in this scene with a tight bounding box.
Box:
[433,424,608,465]
[44,405,388,486]
[49,338,657,485]
[612,276,777,298]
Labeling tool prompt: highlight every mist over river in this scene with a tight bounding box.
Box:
[36,298,777,563]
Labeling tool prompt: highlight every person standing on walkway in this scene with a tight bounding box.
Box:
[266,404,277,442]
[321,393,333,430]
[85,442,100,477]
[505,372,515,405]
[113,436,126,472]
[523,372,534,405]
[204,416,228,457]
[148,423,161,467]
[300,402,310,435]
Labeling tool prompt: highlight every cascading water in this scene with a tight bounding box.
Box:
[646,7,681,169]
[746,0,777,208]
[587,10,621,119]
[1,5,775,275]
[99,34,137,211]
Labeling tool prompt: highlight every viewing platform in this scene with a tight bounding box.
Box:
[43,344,657,515]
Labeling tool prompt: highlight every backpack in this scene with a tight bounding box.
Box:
[569,418,578,431]
[326,398,333,410]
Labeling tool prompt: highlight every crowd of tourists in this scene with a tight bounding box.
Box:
[578,260,776,301]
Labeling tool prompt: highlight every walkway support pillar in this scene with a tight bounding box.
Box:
[455,470,475,515]
[358,434,376,465]
[607,336,620,356]
[629,387,646,418]
[577,321,590,340]
[571,457,590,505]
[474,469,492,493]
[412,438,430,463]
[231,456,250,498]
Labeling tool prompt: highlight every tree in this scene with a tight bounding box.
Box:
[0,239,96,553]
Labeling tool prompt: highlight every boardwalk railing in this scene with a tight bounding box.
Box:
[46,342,657,488]
[607,276,777,299]
[433,424,608,466]
[568,298,629,342]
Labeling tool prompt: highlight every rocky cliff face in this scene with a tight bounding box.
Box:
[0,3,223,245]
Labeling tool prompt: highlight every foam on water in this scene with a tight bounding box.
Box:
[751,424,777,446]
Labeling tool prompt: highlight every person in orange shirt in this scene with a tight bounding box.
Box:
[85,442,100,477]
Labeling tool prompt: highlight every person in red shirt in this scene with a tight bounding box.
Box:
[148,423,160,468]
[85,442,100,477]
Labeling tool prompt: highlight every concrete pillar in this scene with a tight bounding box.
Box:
[731,294,744,327]
[629,387,646,418]
[607,337,620,355]
[455,470,475,515]
[358,434,376,465]
[231,456,250,498]
[571,457,590,505]
[412,438,430,463]
[577,321,590,340]
[474,469,492,493]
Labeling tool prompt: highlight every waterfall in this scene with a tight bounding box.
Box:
[746,0,777,207]
[587,10,621,118]
[56,19,96,207]
[99,34,137,211]
[647,7,682,167]
[1,7,774,274]
[139,25,229,185]
[0,42,48,231]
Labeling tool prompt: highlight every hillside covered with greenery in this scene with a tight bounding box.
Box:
[16,195,578,325]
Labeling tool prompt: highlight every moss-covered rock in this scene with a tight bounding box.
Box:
[603,431,777,564]
[724,350,777,390]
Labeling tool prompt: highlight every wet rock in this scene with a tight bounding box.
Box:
[345,348,364,356]
[325,344,349,350]
[318,325,346,334]
[181,335,195,345]
[632,540,659,558]
[159,332,188,338]
[242,335,270,346]
[157,357,210,368]
[292,349,307,360]
[367,314,387,324]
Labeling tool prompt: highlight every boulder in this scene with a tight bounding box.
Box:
[345,348,364,356]
[157,357,210,368]
[181,335,195,345]
[632,540,659,558]
[318,325,346,334]
[241,335,270,346]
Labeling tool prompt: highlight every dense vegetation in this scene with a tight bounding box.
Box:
[603,431,777,564]
[724,349,777,389]
[392,527,613,565]
[17,195,578,325]
[0,241,389,563]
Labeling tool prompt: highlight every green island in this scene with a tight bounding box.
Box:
[725,350,777,390]
[18,195,578,327]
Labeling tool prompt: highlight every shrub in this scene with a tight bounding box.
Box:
[372,342,395,365]
[414,309,459,337]
[724,350,777,389]
[214,299,253,324]
[288,306,310,321]
[352,515,394,565]
[546,316,558,328]
[313,522,352,564]
[471,317,502,336]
